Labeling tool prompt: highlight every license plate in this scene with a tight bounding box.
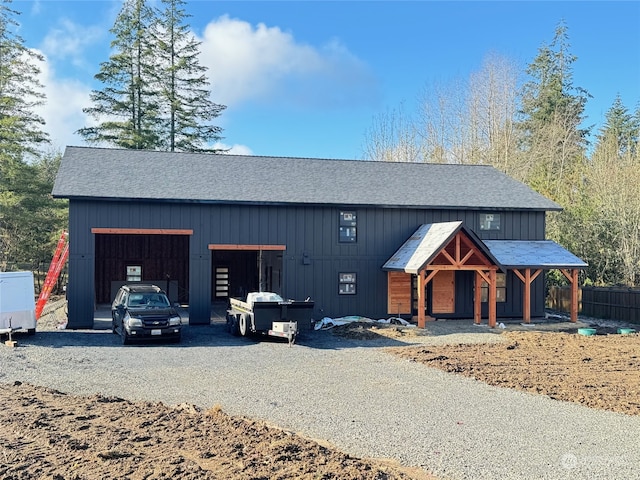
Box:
[151,329,162,336]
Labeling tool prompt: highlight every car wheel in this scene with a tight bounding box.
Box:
[111,316,117,334]
[238,314,249,337]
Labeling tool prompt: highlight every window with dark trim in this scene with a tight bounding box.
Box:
[479,213,501,231]
[481,273,506,303]
[339,272,356,295]
[126,265,142,282]
[339,211,357,243]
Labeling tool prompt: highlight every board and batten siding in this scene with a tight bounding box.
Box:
[66,199,547,327]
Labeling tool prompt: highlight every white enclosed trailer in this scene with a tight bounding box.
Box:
[0,271,37,335]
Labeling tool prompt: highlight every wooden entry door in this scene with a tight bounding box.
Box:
[432,270,455,314]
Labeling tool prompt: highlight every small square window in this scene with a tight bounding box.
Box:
[126,265,142,282]
[339,211,357,243]
[339,272,356,295]
[481,273,506,303]
[479,213,501,231]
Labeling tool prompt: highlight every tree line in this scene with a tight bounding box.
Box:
[2,2,638,290]
[1,0,224,271]
[363,23,640,288]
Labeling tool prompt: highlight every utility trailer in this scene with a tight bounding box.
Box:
[227,292,314,344]
[0,271,37,336]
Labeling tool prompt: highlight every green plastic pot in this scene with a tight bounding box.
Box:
[617,328,636,335]
[577,328,597,336]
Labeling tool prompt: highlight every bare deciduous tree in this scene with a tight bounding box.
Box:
[363,53,521,170]
[362,103,423,162]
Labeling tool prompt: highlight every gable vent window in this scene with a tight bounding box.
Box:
[479,213,501,231]
[339,211,357,243]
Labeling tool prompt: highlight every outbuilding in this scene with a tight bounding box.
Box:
[52,146,586,329]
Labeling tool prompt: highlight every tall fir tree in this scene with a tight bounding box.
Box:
[517,22,592,289]
[79,0,225,152]
[594,95,639,161]
[0,0,49,160]
[153,0,225,152]
[518,21,590,202]
[0,0,55,270]
[78,0,160,149]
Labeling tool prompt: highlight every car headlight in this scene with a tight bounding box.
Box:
[126,315,143,327]
[169,316,181,326]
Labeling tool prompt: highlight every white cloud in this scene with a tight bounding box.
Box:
[41,19,104,68]
[34,51,92,151]
[198,15,378,108]
[29,1,42,16]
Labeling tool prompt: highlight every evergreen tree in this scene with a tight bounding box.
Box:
[0,0,53,270]
[0,0,49,160]
[518,21,590,202]
[587,96,640,286]
[517,22,594,291]
[77,0,160,149]
[595,95,639,160]
[1,151,68,271]
[153,0,225,152]
[78,0,225,152]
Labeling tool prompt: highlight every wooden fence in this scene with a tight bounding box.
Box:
[548,286,640,324]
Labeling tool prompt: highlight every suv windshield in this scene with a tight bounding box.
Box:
[127,293,170,308]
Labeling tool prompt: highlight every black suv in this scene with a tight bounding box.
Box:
[111,284,182,344]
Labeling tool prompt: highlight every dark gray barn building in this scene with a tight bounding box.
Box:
[53,146,586,329]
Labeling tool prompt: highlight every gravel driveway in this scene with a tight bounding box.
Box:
[1,307,639,480]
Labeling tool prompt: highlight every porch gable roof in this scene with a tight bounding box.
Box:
[382,221,500,274]
[382,224,587,275]
[483,240,588,269]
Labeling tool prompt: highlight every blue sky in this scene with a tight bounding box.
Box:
[13,0,640,159]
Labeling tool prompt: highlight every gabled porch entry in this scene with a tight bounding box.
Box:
[383,222,501,328]
[383,222,587,328]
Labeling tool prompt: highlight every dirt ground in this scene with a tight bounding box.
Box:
[389,330,640,416]
[0,382,431,480]
[334,321,640,416]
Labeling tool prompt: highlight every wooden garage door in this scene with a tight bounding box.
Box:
[432,270,455,314]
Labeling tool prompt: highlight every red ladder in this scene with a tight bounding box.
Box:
[35,231,69,320]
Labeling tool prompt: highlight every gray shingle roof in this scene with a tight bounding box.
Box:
[52,146,561,210]
[484,240,588,269]
[382,224,587,273]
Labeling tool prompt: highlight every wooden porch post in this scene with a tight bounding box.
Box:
[474,271,482,325]
[523,268,531,324]
[489,269,497,328]
[561,268,581,323]
[571,268,579,323]
[513,268,543,324]
[417,270,426,328]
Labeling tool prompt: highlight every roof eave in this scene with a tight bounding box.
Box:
[53,194,560,212]
[501,263,588,269]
